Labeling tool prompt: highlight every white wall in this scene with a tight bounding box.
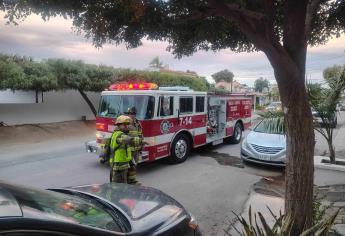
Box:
[0,89,43,103]
[0,90,100,125]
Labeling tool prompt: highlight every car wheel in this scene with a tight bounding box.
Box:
[229,122,243,144]
[169,134,191,164]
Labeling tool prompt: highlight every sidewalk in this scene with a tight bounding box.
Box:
[333,112,345,159]
[0,120,95,146]
[315,111,345,159]
[0,121,95,166]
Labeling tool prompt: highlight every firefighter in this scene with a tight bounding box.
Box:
[126,106,143,185]
[109,115,142,183]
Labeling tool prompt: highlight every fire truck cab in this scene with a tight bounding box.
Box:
[86,82,251,164]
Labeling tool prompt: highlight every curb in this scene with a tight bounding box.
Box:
[314,156,345,172]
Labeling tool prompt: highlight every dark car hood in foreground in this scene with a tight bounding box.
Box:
[65,183,190,234]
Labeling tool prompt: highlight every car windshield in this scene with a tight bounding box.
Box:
[268,102,281,107]
[1,183,128,232]
[254,120,284,135]
[98,95,155,119]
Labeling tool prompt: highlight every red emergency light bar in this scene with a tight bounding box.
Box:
[109,82,158,91]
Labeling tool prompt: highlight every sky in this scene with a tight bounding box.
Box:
[1,12,345,86]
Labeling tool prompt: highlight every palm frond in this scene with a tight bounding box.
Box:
[257,111,285,135]
[235,206,338,236]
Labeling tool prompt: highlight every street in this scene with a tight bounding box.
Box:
[1,113,345,235]
[0,137,266,235]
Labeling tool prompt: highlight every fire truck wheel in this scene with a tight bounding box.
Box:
[229,122,243,144]
[170,134,191,164]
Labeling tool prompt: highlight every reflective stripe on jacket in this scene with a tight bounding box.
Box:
[128,119,143,151]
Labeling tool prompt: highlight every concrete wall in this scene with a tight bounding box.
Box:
[0,89,43,103]
[0,90,100,125]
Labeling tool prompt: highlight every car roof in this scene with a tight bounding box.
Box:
[0,186,23,217]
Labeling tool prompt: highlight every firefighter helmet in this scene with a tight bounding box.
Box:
[114,115,131,125]
[126,106,137,115]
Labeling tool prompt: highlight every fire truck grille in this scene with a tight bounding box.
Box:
[251,144,284,155]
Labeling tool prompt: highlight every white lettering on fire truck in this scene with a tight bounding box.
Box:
[157,144,168,153]
[230,106,237,112]
[179,116,192,126]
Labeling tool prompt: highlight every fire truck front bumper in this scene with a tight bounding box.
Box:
[85,140,149,162]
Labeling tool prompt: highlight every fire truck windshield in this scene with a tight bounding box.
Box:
[98,95,155,120]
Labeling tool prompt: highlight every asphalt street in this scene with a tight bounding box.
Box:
[1,114,345,235]
[0,132,277,235]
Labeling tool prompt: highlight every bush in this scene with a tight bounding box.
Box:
[114,69,209,91]
[255,104,263,110]
[232,205,339,236]
[0,53,210,92]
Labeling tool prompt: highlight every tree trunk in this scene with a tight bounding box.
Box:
[285,93,315,234]
[328,141,336,164]
[275,68,315,234]
[78,89,97,117]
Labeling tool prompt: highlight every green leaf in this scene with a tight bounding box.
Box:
[258,212,274,236]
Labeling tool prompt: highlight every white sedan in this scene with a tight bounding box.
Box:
[241,120,286,166]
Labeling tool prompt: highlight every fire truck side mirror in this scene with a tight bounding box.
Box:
[177,109,180,121]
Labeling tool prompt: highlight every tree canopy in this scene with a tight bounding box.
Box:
[254,77,269,93]
[0,54,58,91]
[0,53,209,115]
[211,69,234,83]
[323,64,345,84]
[149,56,164,69]
[0,54,208,92]
[2,1,344,56]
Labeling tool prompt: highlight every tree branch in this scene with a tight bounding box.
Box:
[205,1,263,33]
[205,1,300,89]
[305,0,326,39]
[315,127,329,141]
[78,88,97,117]
[183,1,301,91]
[223,3,265,21]
[204,1,275,50]
[283,0,309,76]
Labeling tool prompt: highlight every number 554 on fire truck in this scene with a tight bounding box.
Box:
[86,82,252,164]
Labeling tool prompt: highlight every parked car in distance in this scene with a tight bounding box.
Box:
[265,101,282,112]
[241,119,286,166]
[338,103,345,111]
[0,181,201,236]
[311,109,337,128]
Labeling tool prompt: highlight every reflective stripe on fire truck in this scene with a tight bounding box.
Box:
[97,126,207,147]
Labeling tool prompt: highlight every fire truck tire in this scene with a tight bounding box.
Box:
[229,122,243,144]
[169,134,191,164]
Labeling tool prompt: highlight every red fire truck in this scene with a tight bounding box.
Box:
[86,82,252,164]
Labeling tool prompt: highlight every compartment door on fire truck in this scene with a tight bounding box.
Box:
[178,96,193,127]
[157,95,176,135]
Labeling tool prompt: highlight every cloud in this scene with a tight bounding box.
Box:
[1,13,345,86]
